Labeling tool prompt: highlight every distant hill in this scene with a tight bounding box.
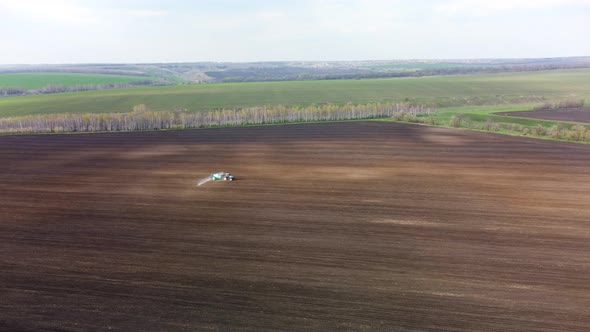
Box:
[2,56,589,86]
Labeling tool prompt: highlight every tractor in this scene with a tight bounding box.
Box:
[210,171,234,181]
[197,171,235,186]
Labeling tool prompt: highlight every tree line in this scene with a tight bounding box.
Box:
[535,99,585,110]
[210,63,590,83]
[0,80,163,97]
[0,103,435,134]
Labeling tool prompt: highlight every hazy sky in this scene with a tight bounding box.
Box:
[1,0,589,64]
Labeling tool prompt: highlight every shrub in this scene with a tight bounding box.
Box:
[568,125,586,141]
[423,116,439,125]
[501,123,525,133]
[537,99,586,110]
[401,112,418,122]
[535,102,553,110]
[482,119,500,131]
[391,112,420,122]
[548,125,565,139]
[450,114,466,127]
[392,112,405,121]
[556,99,585,109]
[531,125,547,136]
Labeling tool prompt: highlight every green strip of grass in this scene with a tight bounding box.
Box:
[436,103,590,128]
[383,102,590,144]
[0,72,148,90]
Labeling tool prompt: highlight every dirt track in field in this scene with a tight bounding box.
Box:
[496,108,590,123]
[2,122,590,331]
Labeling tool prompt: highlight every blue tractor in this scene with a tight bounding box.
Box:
[210,171,235,181]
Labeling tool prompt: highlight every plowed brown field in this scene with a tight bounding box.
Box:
[2,122,590,331]
[496,108,590,123]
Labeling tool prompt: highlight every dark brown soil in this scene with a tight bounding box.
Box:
[2,122,590,331]
[495,108,590,123]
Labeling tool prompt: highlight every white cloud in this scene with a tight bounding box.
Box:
[0,0,167,24]
[0,0,98,24]
[437,0,590,14]
[309,0,403,34]
[0,0,588,63]
[253,10,288,20]
[123,9,167,18]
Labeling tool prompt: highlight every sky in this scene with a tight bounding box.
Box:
[1,0,589,64]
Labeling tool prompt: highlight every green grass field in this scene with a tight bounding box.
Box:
[379,102,590,144]
[0,72,147,90]
[0,69,588,117]
[430,104,573,126]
